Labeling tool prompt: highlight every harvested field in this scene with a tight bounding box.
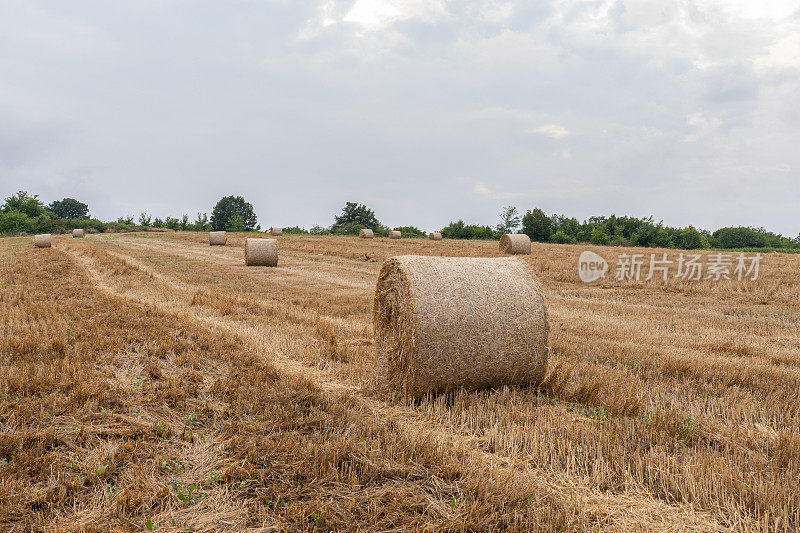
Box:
[2,232,799,531]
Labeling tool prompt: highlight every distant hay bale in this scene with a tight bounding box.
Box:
[500,234,531,255]
[429,232,442,241]
[359,228,374,239]
[209,231,227,246]
[34,234,52,248]
[72,229,85,238]
[270,227,283,236]
[374,255,548,398]
[389,230,402,239]
[245,238,278,267]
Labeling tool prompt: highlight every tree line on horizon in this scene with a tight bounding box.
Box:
[2,191,798,251]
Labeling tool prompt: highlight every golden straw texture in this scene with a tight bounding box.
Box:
[245,238,278,267]
[34,234,52,248]
[499,234,531,255]
[374,255,548,398]
[429,232,442,241]
[72,229,86,238]
[209,231,227,246]
[359,228,374,239]
[389,231,402,239]
[270,227,283,236]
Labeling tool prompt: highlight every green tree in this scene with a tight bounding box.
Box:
[211,196,257,231]
[521,208,552,242]
[2,191,49,218]
[332,202,380,231]
[138,212,152,227]
[227,213,245,232]
[49,198,89,219]
[496,205,520,234]
[675,226,703,250]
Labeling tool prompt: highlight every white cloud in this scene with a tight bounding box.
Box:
[342,0,447,31]
[528,124,569,139]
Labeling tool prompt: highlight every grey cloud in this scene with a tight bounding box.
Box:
[0,0,797,235]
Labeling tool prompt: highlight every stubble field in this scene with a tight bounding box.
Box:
[1,232,799,532]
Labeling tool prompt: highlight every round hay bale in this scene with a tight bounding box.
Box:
[270,227,283,236]
[359,228,374,239]
[500,233,531,255]
[209,231,227,246]
[72,229,86,238]
[34,234,52,248]
[374,255,548,398]
[429,232,442,241]
[245,238,278,267]
[389,230,402,239]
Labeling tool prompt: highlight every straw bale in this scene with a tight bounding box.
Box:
[245,238,278,267]
[389,230,402,239]
[429,232,442,241]
[72,229,85,238]
[270,227,283,236]
[359,228,374,239]
[374,255,548,398]
[209,231,227,246]
[34,234,52,248]
[499,233,531,255]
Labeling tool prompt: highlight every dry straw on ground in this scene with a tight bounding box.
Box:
[429,232,442,241]
[72,229,85,238]
[359,228,374,239]
[374,255,548,398]
[34,234,52,248]
[389,231,402,239]
[270,227,283,236]
[209,231,227,246]
[245,238,278,266]
[500,233,531,255]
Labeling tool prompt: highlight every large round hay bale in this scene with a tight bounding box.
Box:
[374,255,548,398]
[34,234,52,248]
[245,238,278,267]
[209,231,227,246]
[500,233,531,255]
[429,232,442,241]
[270,227,283,236]
[389,230,402,239]
[359,228,374,239]
[72,229,86,238]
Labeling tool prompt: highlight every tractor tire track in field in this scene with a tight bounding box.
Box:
[60,240,730,531]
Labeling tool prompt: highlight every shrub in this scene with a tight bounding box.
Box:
[393,226,426,238]
[551,230,573,244]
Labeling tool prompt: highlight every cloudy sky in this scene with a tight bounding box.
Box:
[1,0,798,234]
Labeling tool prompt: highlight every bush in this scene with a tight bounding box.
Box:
[590,227,610,245]
[551,230,573,244]
[393,226,426,238]
[440,220,498,240]
[713,227,767,249]
[331,222,364,236]
[282,226,308,234]
[675,226,703,250]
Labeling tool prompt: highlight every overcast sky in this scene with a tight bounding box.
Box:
[1,1,798,234]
